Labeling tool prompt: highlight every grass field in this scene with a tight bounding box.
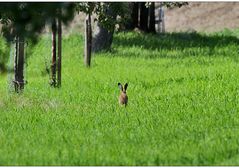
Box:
[0,29,239,165]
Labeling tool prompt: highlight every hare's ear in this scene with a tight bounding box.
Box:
[124,83,128,91]
[118,83,123,91]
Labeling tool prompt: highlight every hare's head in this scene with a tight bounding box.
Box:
[118,83,128,94]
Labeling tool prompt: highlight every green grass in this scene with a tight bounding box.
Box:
[1,29,239,165]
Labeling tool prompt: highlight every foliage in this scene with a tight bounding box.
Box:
[143,2,189,9]
[0,2,188,42]
[162,2,189,8]
[0,2,76,42]
[76,2,130,32]
[0,28,239,165]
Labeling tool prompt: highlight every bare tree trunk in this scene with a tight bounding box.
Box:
[132,2,139,28]
[14,36,25,92]
[57,18,62,87]
[18,36,25,91]
[139,2,149,32]
[149,2,156,33]
[88,14,92,59]
[51,19,57,87]
[84,18,88,59]
[14,36,19,92]
[84,13,92,67]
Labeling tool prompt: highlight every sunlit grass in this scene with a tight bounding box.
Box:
[0,29,239,165]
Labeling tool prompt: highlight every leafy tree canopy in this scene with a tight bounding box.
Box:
[0,2,75,42]
[76,2,130,32]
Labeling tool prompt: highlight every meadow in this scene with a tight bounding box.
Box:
[0,29,239,165]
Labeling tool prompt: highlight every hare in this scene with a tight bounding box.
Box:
[118,83,128,107]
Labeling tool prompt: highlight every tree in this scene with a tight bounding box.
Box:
[124,2,139,30]
[139,2,149,32]
[57,17,62,87]
[51,18,57,87]
[13,35,25,92]
[84,13,92,67]
[93,3,130,52]
[124,2,188,33]
[76,2,95,67]
[50,16,63,87]
[76,2,130,65]
[0,3,76,91]
[149,2,156,33]
[91,4,117,53]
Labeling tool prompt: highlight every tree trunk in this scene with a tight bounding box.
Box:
[124,2,139,30]
[14,36,25,92]
[88,14,92,59]
[84,13,92,67]
[149,2,156,33]
[18,36,25,91]
[14,36,18,92]
[139,2,149,32]
[132,2,139,28]
[51,19,57,87]
[57,18,62,87]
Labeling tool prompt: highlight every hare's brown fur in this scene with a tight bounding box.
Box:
[119,92,128,106]
[118,83,128,106]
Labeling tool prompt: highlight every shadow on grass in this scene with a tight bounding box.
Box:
[110,30,239,59]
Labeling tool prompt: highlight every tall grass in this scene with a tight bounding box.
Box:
[0,29,239,165]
